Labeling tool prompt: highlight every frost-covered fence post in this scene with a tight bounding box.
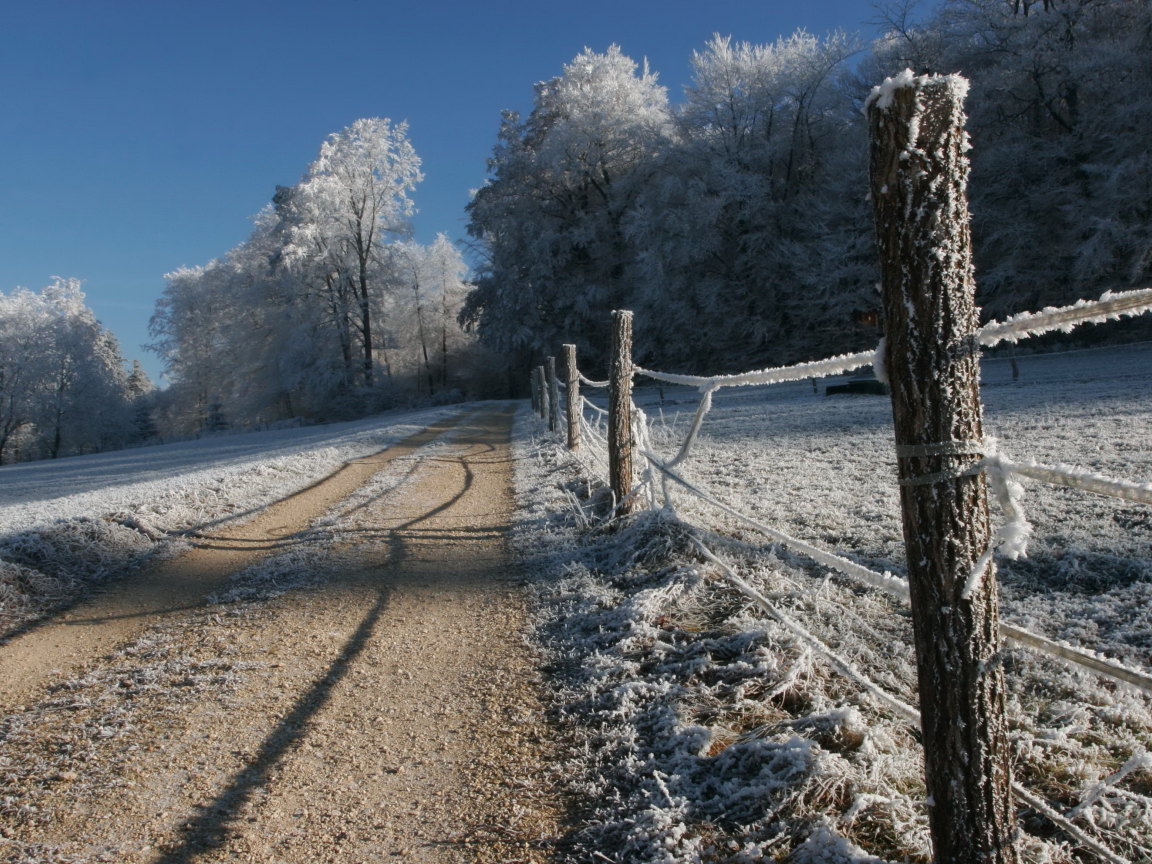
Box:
[608,310,636,514]
[867,72,1018,864]
[564,344,579,450]
[547,356,560,433]
[536,366,548,420]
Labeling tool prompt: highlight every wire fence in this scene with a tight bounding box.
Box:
[531,287,1152,864]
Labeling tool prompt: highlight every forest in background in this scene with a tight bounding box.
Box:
[464,0,1152,375]
[2,0,1149,463]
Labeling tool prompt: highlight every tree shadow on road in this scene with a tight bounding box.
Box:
[151,413,505,863]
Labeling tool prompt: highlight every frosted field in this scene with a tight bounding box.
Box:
[634,342,1152,666]
[0,404,465,630]
[520,342,1152,864]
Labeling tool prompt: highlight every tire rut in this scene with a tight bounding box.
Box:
[0,406,564,863]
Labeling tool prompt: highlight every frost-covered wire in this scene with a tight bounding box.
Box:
[644,452,911,598]
[644,448,1152,696]
[635,349,877,391]
[692,539,921,725]
[630,289,1152,396]
[575,412,611,485]
[665,386,716,469]
[962,454,1032,600]
[580,373,609,388]
[1011,783,1133,864]
[581,396,608,416]
[1068,753,1152,819]
[631,403,662,511]
[998,457,1152,507]
[999,623,1152,694]
[977,288,1152,348]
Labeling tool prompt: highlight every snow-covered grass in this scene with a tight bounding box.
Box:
[0,405,465,634]
[513,343,1152,864]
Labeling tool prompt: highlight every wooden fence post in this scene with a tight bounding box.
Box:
[547,356,559,433]
[608,310,635,514]
[535,366,546,420]
[868,73,1018,864]
[564,344,579,451]
[531,371,539,414]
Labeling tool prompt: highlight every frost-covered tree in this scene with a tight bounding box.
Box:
[864,0,1152,320]
[125,360,159,444]
[391,235,474,394]
[463,46,672,367]
[629,32,871,370]
[465,8,1152,372]
[425,234,472,390]
[463,38,873,375]
[150,120,488,429]
[0,289,50,462]
[284,119,423,386]
[0,280,133,463]
[150,261,236,431]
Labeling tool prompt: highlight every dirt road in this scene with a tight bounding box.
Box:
[0,406,563,863]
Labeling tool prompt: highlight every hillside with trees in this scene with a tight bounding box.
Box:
[463,0,1152,376]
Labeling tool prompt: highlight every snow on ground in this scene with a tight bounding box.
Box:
[513,343,1152,864]
[0,405,465,633]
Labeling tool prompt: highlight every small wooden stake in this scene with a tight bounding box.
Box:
[546,356,559,433]
[564,344,579,450]
[868,73,1018,864]
[608,310,635,514]
[536,366,548,420]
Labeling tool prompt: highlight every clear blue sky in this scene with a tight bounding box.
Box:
[1,0,887,383]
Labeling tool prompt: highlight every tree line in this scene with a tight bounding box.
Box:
[462,0,1152,377]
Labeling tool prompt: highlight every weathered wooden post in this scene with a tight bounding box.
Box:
[608,310,635,514]
[868,72,1018,864]
[546,356,559,433]
[564,344,580,451]
[539,366,550,420]
[531,371,539,414]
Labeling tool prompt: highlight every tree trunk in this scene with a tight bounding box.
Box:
[359,254,373,387]
[868,73,1018,864]
[50,407,62,459]
[417,307,434,395]
[608,310,635,515]
[441,294,450,389]
[564,344,579,451]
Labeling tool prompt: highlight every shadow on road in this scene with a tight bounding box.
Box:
[0,414,470,647]
[151,409,509,863]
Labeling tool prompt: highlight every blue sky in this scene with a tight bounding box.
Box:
[1,0,886,382]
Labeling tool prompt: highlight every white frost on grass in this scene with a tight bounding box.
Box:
[515,342,1152,863]
[512,408,927,863]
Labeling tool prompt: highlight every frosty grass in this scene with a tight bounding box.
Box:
[512,344,1152,864]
